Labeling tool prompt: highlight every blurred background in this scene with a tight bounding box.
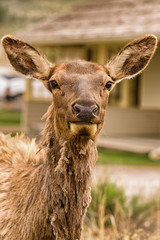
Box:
[0,0,160,239]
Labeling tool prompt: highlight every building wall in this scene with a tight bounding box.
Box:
[141,46,160,109]
[100,107,160,137]
[23,101,50,138]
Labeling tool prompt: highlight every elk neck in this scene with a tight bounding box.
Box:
[38,103,98,239]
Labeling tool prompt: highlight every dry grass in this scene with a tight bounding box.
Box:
[83,182,160,240]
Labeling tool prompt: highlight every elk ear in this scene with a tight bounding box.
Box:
[106,35,158,82]
[1,35,54,90]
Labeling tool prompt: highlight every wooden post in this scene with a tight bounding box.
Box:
[23,78,32,134]
[24,78,32,101]
[120,79,130,108]
[97,44,107,64]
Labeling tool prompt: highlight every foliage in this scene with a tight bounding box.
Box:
[0,0,88,35]
[0,4,8,22]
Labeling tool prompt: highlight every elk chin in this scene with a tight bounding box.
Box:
[69,122,97,137]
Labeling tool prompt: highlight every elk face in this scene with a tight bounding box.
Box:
[1,35,157,140]
[48,61,112,140]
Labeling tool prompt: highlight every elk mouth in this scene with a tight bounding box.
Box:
[69,122,98,136]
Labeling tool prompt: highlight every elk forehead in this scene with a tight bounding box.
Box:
[54,60,106,75]
[52,60,108,91]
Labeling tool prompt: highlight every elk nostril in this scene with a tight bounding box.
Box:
[92,105,99,116]
[72,103,99,120]
[72,104,81,114]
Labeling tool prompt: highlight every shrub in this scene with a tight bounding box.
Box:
[0,5,8,22]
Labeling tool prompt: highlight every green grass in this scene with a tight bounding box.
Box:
[0,110,21,125]
[97,148,160,166]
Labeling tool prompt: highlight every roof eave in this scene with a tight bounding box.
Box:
[24,35,141,46]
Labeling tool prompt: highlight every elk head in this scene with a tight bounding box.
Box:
[1,35,157,141]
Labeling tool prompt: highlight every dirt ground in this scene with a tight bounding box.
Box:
[93,165,160,199]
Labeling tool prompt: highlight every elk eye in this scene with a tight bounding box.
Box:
[104,81,113,90]
[50,80,60,89]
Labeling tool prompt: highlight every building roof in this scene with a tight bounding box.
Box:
[18,0,160,44]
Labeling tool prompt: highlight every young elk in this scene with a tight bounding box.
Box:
[0,35,157,240]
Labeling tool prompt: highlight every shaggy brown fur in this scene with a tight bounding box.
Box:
[0,34,157,240]
[0,105,97,240]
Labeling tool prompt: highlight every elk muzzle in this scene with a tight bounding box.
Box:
[72,104,99,121]
[69,103,99,137]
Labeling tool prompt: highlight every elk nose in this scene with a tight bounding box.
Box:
[72,104,99,121]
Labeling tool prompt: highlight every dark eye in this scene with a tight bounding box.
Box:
[50,80,60,90]
[104,81,113,90]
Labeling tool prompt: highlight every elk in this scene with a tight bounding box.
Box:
[0,35,157,240]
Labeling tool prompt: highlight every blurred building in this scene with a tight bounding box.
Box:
[14,0,160,137]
